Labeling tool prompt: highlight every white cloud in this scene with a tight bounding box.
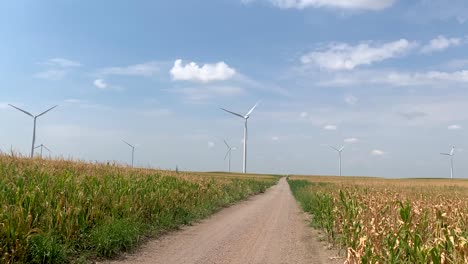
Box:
[271,136,280,141]
[300,111,308,118]
[208,141,215,148]
[319,69,468,87]
[421,35,462,53]
[251,0,395,10]
[301,39,416,71]
[34,57,81,80]
[42,58,82,67]
[344,137,359,143]
[371,149,385,156]
[170,59,236,83]
[64,98,82,104]
[344,94,358,105]
[323,124,337,130]
[93,79,108,89]
[448,124,462,130]
[34,70,67,81]
[99,62,160,76]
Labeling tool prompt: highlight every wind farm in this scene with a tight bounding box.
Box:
[2,1,468,264]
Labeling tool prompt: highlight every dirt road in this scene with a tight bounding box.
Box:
[104,178,342,264]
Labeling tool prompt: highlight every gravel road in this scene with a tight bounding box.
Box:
[103,177,342,264]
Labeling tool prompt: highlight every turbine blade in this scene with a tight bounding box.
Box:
[339,146,345,152]
[450,146,455,156]
[329,145,339,151]
[245,101,260,117]
[37,105,58,117]
[43,145,51,152]
[220,108,245,119]
[122,140,133,148]
[224,139,230,149]
[34,145,41,149]
[440,153,450,156]
[8,104,34,117]
[224,150,230,160]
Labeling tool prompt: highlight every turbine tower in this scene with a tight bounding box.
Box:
[440,146,455,179]
[221,101,259,173]
[224,139,236,173]
[9,104,58,158]
[34,144,51,159]
[329,145,345,176]
[122,140,135,168]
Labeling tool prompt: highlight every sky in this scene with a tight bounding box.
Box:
[1,0,468,178]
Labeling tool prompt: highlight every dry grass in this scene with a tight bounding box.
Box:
[289,175,468,263]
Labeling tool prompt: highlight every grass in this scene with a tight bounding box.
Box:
[0,154,278,263]
[288,176,468,263]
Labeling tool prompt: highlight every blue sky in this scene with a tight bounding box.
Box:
[1,0,468,178]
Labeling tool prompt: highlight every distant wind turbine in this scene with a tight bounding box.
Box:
[122,140,135,168]
[224,140,236,173]
[9,104,58,158]
[329,145,345,176]
[440,146,455,179]
[34,144,51,159]
[221,101,259,173]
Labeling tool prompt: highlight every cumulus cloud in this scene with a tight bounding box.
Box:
[448,124,462,130]
[344,95,358,105]
[371,149,385,156]
[247,0,395,10]
[99,62,160,76]
[323,124,337,130]
[344,137,359,143]
[170,59,236,83]
[301,39,416,71]
[93,79,108,89]
[421,35,462,53]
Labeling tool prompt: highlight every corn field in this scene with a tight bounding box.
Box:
[288,176,468,263]
[0,154,277,263]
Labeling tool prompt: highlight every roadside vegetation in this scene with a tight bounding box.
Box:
[288,176,468,263]
[0,154,277,263]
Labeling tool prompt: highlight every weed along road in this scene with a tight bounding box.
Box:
[104,178,340,264]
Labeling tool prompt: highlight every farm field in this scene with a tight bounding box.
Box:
[0,154,277,263]
[288,175,468,263]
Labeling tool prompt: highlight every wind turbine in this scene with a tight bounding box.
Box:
[329,145,345,176]
[440,146,455,179]
[34,144,51,159]
[223,140,236,173]
[122,140,135,168]
[9,104,58,158]
[221,101,259,173]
